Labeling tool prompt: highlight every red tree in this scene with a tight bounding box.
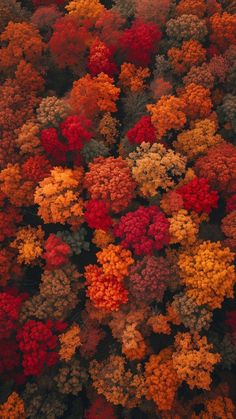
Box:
[119,19,162,66]
[114,206,170,255]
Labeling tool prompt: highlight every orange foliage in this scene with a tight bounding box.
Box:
[180,83,213,120]
[85,265,128,311]
[169,209,199,245]
[16,119,43,156]
[209,12,236,51]
[0,61,44,167]
[14,60,44,95]
[0,392,25,419]
[147,95,186,139]
[172,332,221,390]
[66,0,105,24]
[0,1,235,414]
[178,241,236,309]
[173,119,223,159]
[84,156,136,213]
[96,244,134,281]
[59,324,81,361]
[160,190,184,215]
[145,348,180,411]
[0,163,36,207]
[34,167,84,227]
[168,40,206,74]
[0,68,40,115]
[70,73,120,119]
[194,394,236,419]
[0,21,45,70]
[195,143,236,195]
[119,63,150,92]
[0,61,44,168]
[176,0,206,18]
[10,226,45,265]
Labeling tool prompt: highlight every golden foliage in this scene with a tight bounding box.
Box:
[34,167,84,227]
[178,241,236,309]
[10,226,44,265]
[169,209,199,245]
[174,118,224,159]
[172,332,221,390]
[128,142,187,197]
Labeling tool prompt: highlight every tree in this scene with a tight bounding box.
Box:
[147,95,187,138]
[0,22,45,70]
[178,241,235,309]
[70,73,120,119]
[119,19,162,66]
[114,205,170,255]
[49,15,92,69]
[128,142,187,197]
[172,332,221,390]
[84,156,135,213]
[34,166,84,226]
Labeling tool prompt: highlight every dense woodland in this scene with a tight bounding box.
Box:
[0,0,235,418]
